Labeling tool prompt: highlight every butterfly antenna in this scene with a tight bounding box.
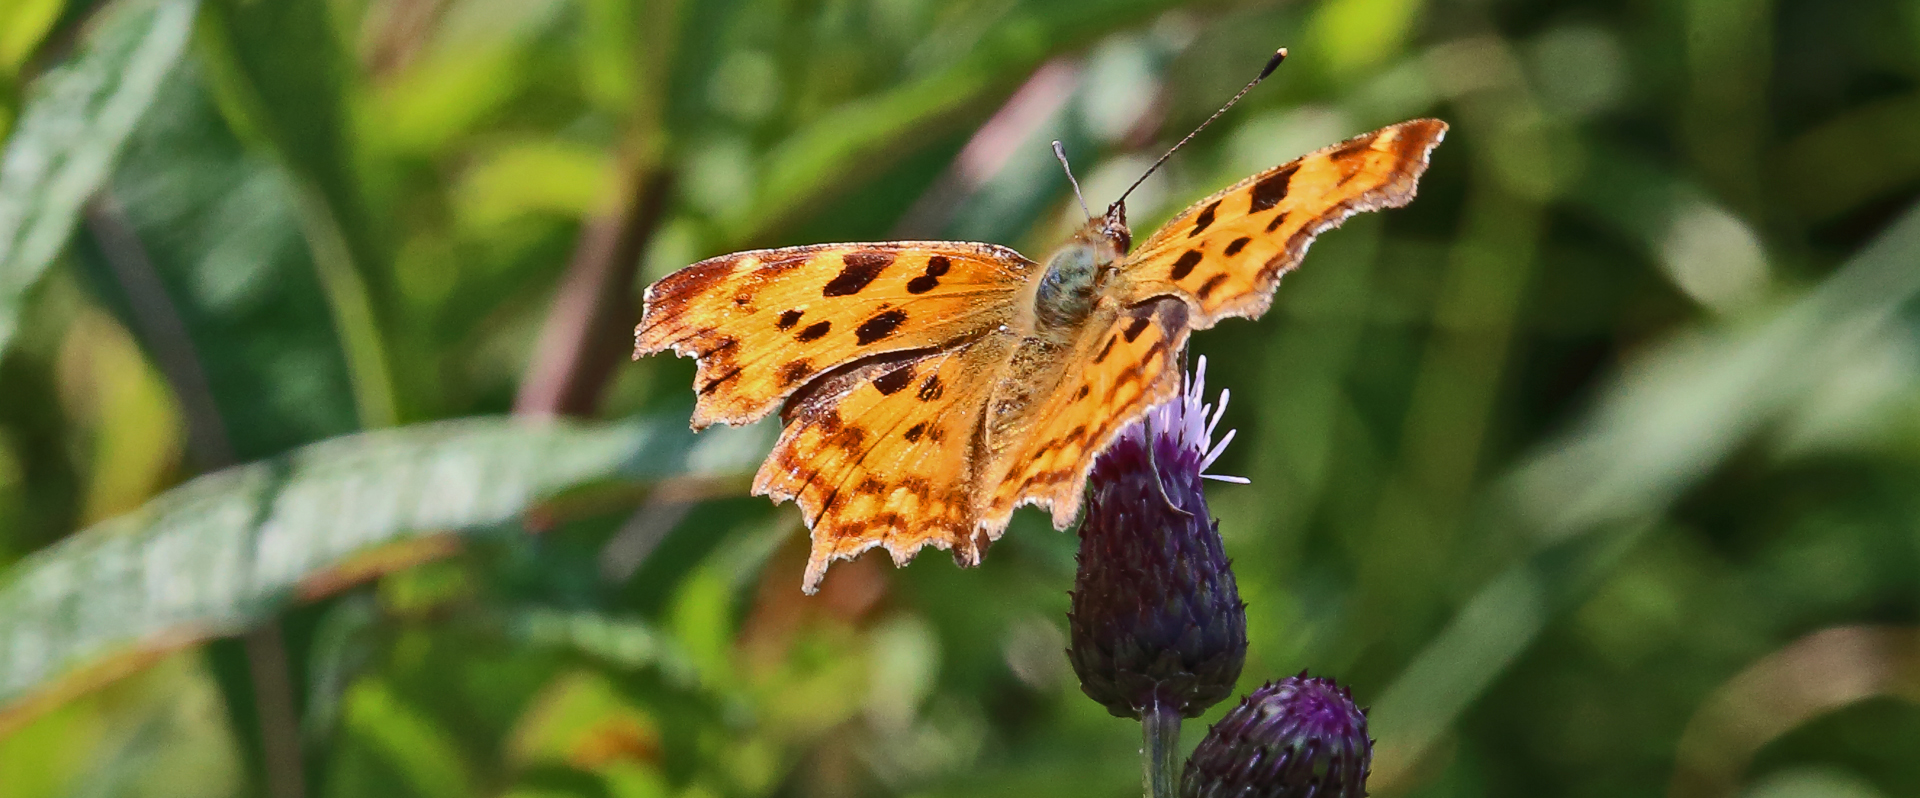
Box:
[1052,140,1093,220]
[1110,47,1288,212]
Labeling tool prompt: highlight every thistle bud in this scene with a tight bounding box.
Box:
[1067,357,1248,719]
[1180,674,1373,798]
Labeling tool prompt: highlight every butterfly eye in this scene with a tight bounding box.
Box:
[1101,209,1131,255]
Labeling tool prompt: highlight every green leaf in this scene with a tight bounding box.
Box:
[341,679,477,798]
[0,0,198,362]
[196,0,361,235]
[0,413,771,737]
[198,0,403,425]
[73,58,362,459]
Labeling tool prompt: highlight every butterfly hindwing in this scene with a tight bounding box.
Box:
[753,331,1017,591]
[636,242,1033,429]
[1120,118,1448,326]
[982,297,1191,530]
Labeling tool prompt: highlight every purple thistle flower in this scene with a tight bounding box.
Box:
[1067,356,1248,720]
[1181,674,1373,798]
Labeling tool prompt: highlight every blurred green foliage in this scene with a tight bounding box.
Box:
[1,0,1919,797]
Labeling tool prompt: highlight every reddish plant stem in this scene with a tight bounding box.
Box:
[84,194,236,469]
[86,195,303,798]
[242,627,307,798]
[513,163,672,417]
[891,58,1079,238]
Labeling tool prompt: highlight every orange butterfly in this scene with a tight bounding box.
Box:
[636,55,1446,592]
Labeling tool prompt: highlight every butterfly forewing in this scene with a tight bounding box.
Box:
[636,242,1033,429]
[1120,118,1448,326]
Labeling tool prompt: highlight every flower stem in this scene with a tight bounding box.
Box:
[1142,698,1182,798]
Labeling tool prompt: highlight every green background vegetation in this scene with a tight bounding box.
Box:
[1,0,1918,796]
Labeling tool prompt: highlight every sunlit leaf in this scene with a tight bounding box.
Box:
[1309,0,1426,75]
[0,414,771,737]
[455,141,620,230]
[340,678,477,798]
[0,0,197,362]
[0,0,65,73]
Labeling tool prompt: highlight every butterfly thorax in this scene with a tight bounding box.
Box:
[1034,209,1131,333]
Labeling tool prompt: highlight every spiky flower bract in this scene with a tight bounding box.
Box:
[1180,674,1373,798]
[1067,356,1248,720]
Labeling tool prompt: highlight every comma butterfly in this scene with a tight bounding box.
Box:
[636,50,1446,591]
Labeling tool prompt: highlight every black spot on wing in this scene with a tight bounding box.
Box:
[1122,315,1151,342]
[1265,211,1291,233]
[907,255,954,294]
[823,251,894,296]
[796,320,831,342]
[779,360,812,386]
[1197,274,1229,300]
[1170,250,1203,281]
[904,422,927,442]
[1249,164,1299,213]
[917,374,944,401]
[1093,335,1116,364]
[1189,201,1220,237]
[873,364,914,395]
[855,309,908,344]
[1223,237,1251,256]
[777,309,804,330]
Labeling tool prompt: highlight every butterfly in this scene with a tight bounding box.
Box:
[636,58,1445,592]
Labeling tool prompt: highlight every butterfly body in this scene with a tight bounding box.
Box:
[635,118,1448,591]
[1031,213,1129,334]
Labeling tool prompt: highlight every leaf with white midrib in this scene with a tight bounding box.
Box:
[0,414,771,735]
[0,0,200,361]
